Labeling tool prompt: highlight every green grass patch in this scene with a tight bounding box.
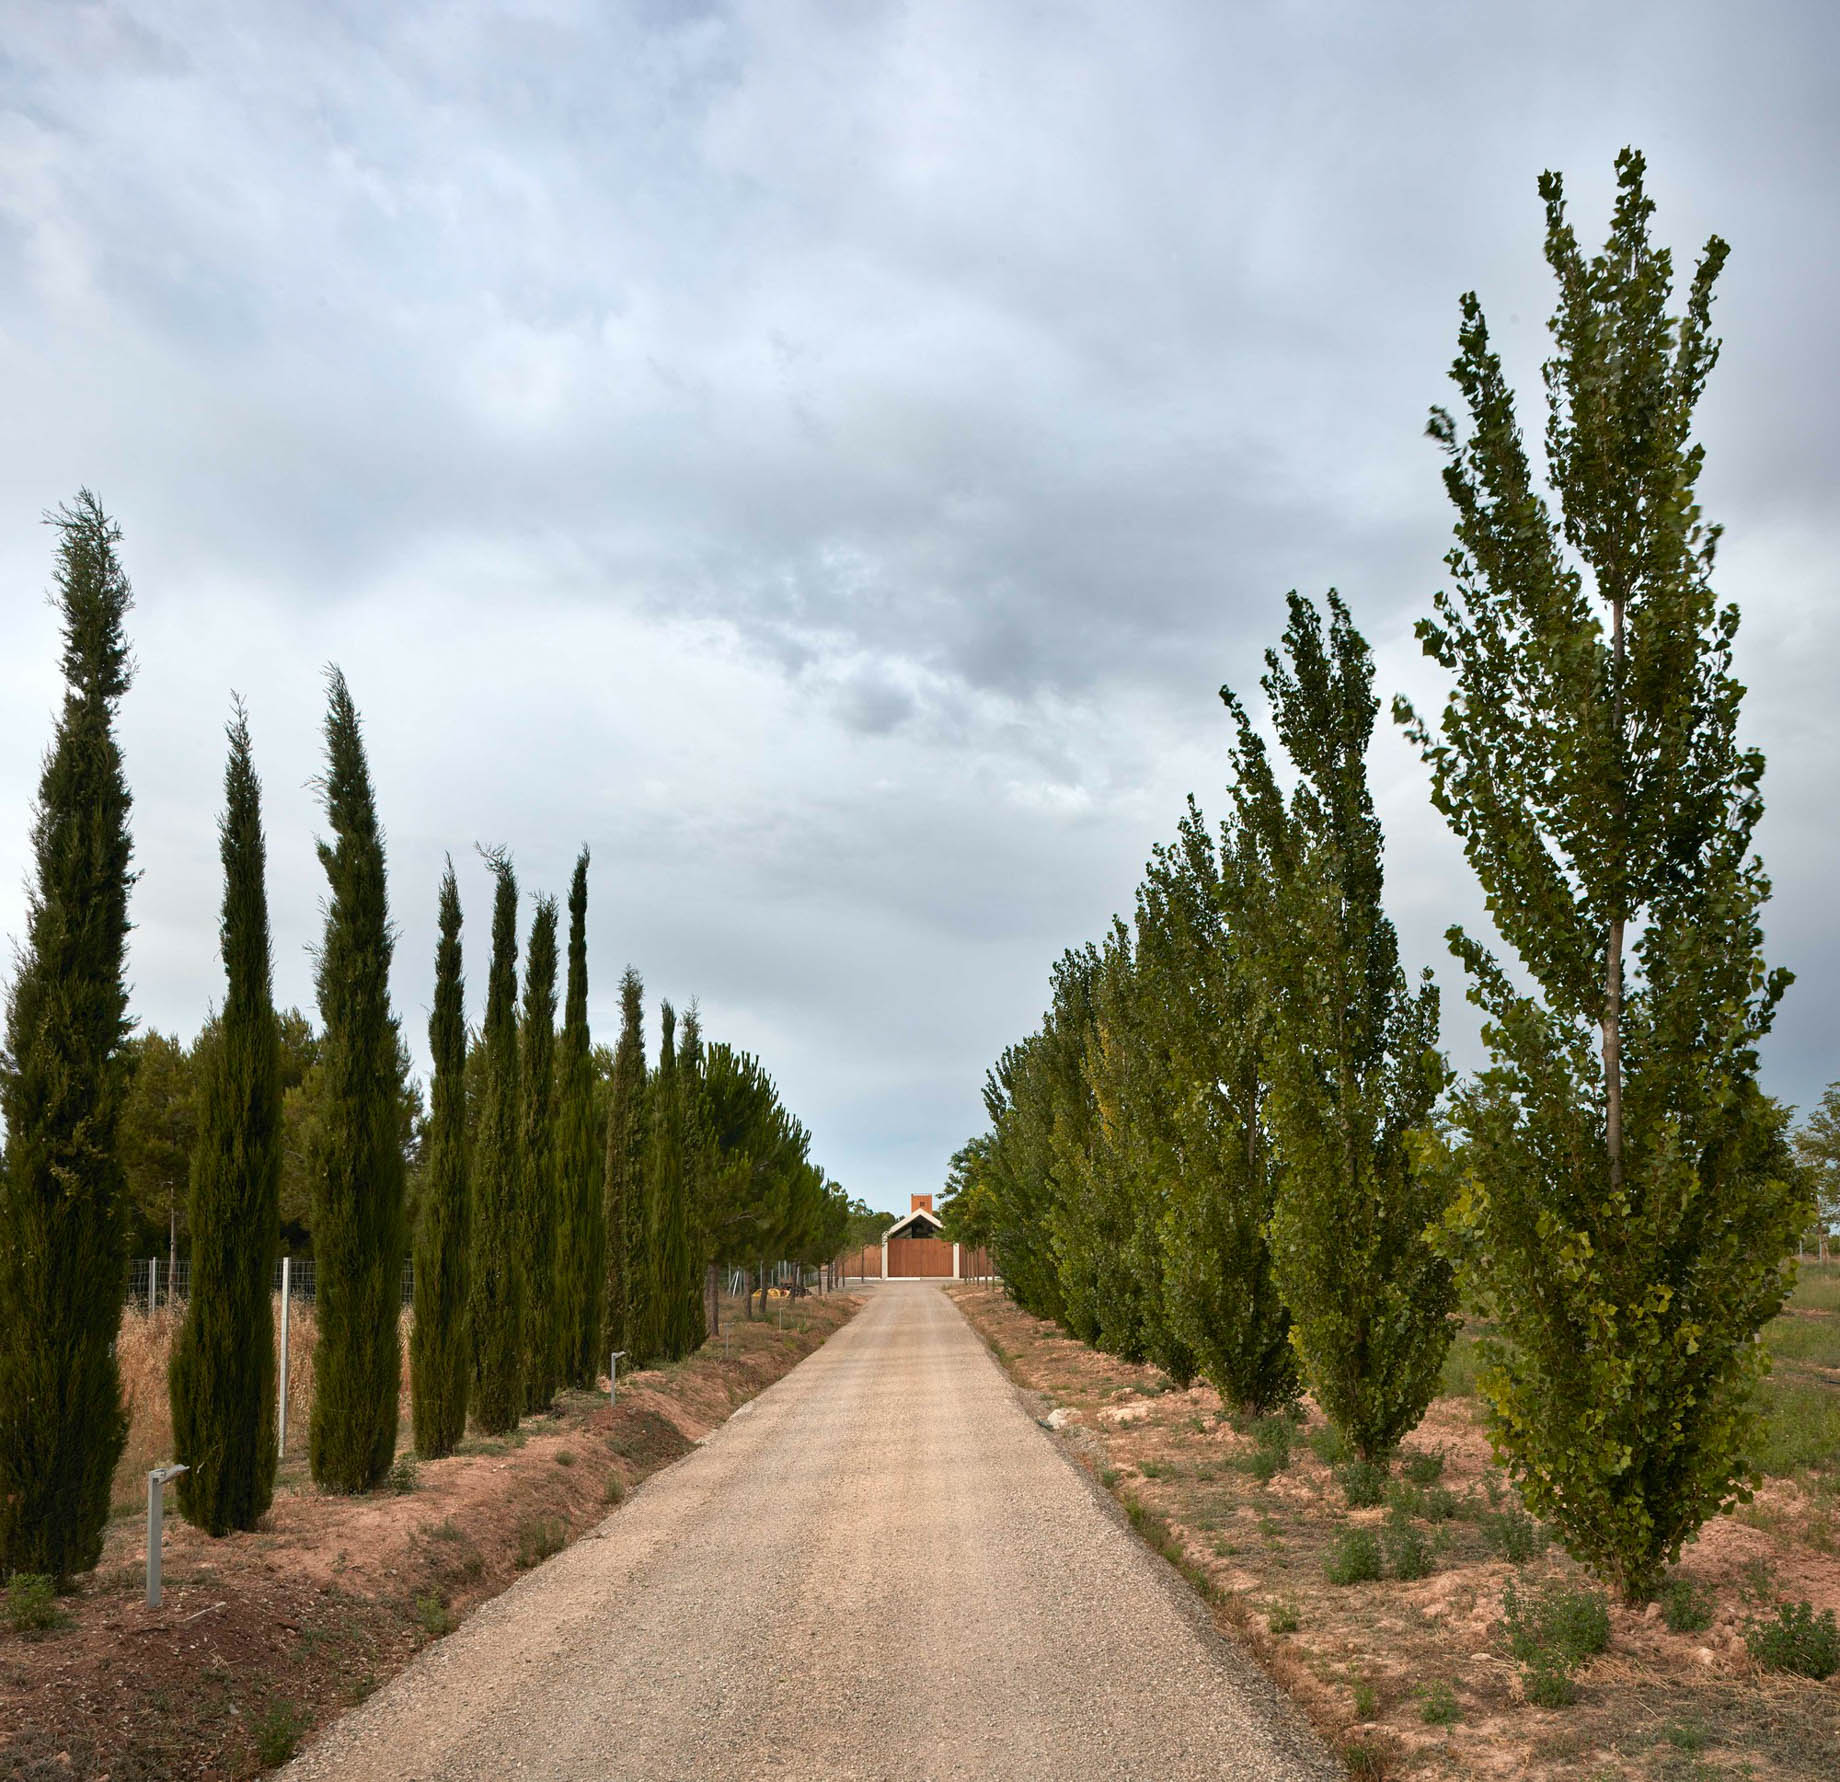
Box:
[1662,1574,1715,1634]
[4,1573,64,1636]
[1336,1458,1389,1508]
[1764,1313,1840,1369]
[1500,1577,1609,1707]
[514,1516,568,1569]
[1419,1680,1460,1726]
[1439,1330,1484,1398]
[1744,1600,1839,1678]
[1753,1379,1840,1476]
[1787,1263,1840,1313]
[413,1591,457,1638]
[1324,1527,1383,1586]
[253,1699,305,1768]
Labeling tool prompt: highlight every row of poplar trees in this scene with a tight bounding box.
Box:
[0,499,848,1576]
[959,151,1808,1605]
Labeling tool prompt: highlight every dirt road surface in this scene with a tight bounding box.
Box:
[284,1283,1336,1781]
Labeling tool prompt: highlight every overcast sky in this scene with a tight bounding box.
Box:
[2,2,1835,1214]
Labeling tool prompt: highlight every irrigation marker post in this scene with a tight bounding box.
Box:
[277,1255,291,1457]
[609,1351,626,1408]
[146,1465,188,1609]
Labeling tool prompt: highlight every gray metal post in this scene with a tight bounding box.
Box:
[609,1351,626,1407]
[277,1255,291,1457]
[146,1464,187,1608]
[148,1255,158,1313]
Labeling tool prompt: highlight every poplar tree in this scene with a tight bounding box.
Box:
[0,493,135,1580]
[469,853,523,1433]
[410,861,469,1457]
[518,896,561,1411]
[555,851,602,1388]
[308,670,407,1493]
[1228,593,1453,1462]
[601,968,646,1364]
[1399,151,1805,1598]
[170,704,282,1531]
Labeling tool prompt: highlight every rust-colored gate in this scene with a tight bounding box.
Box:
[886,1236,955,1278]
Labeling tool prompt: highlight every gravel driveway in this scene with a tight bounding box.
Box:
[283,1282,1336,1780]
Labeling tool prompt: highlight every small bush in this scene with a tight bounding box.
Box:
[554,1448,576,1467]
[1266,1597,1300,1634]
[1501,1577,1609,1707]
[1481,1499,1545,1563]
[1661,1721,1709,1753]
[253,1699,304,1768]
[4,1574,63,1636]
[1337,1459,1389,1508]
[602,1472,626,1506]
[386,1454,420,1495]
[1661,1574,1715,1635]
[1383,1508,1432,1581]
[414,1592,456,1638]
[1744,1600,1840,1679]
[1402,1448,1446,1486]
[429,1517,463,1543]
[515,1516,568,1569]
[1309,1424,1353,1467]
[1325,1527,1383,1586]
[1419,1680,1460,1726]
[1351,1679,1379,1720]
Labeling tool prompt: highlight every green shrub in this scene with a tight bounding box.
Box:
[1351,1679,1379,1720]
[1337,1459,1389,1508]
[1481,1499,1545,1563]
[1501,1577,1609,1706]
[514,1516,568,1569]
[1308,1424,1353,1467]
[1402,1448,1446,1486]
[413,1592,456,1638]
[254,1699,304,1768]
[554,1449,576,1467]
[1266,1597,1300,1634]
[4,1573,63,1635]
[1325,1528,1383,1586]
[386,1454,420,1495]
[602,1472,626,1506]
[1419,1680,1460,1726]
[1661,1574,1714,1634]
[1744,1600,1839,1679]
[1661,1721,1709,1753]
[1241,1415,1293,1484]
[1383,1508,1432,1581]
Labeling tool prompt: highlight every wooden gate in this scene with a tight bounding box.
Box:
[887,1236,955,1278]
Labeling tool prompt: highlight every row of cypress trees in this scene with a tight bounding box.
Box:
[962,152,1807,1605]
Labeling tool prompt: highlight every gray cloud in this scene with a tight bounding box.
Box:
[2,0,1836,1208]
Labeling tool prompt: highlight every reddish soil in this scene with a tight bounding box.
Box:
[0,1294,859,1781]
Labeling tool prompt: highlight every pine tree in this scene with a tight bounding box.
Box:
[307,670,407,1494]
[555,851,602,1388]
[410,860,469,1457]
[170,704,282,1532]
[1227,592,1454,1462]
[469,853,523,1433]
[601,968,646,1365]
[518,896,561,1411]
[1398,151,1806,1598]
[0,493,136,1580]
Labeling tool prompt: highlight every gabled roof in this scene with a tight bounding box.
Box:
[884,1205,945,1240]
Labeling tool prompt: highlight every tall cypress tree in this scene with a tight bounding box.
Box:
[644,1003,699,1362]
[0,493,135,1581]
[675,1007,711,1351]
[519,897,561,1412]
[410,861,469,1457]
[469,853,523,1433]
[555,850,602,1388]
[601,968,646,1366]
[170,703,282,1532]
[308,669,407,1494]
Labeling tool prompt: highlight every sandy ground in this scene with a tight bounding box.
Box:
[280,1282,1337,1782]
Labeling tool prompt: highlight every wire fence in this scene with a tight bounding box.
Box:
[129,1255,415,1312]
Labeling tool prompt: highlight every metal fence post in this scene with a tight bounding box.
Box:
[148,1255,158,1313]
[609,1351,626,1408]
[277,1255,291,1457]
[146,1464,188,1608]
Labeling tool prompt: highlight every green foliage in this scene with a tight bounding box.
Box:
[1661,1574,1714,1634]
[1402,1449,1446,1486]
[1227,592,1455,1462]
[414,1591,456,1638]
[601,968,646,1359]
[555,850,603,1389]
[1350,1680,1378,1720]
[1501,1577,1610,1705]
[1480,1498,1547,1563]
[253,1699,304,1767]
[1308,1424,1353,1468]
[118,1030,199,1257]
[386,1453,419,1494]
[518,896,561,1412]
[411,861,470,1458]
[307,670,408,1495]
[1265,1597,1300,1634]
[0,493,135,1582]
[1399,150,1807,1602]
[469,853,524,1435]
[1792,1086,1840,1243]
[636,1005,698,1363]
[514,1515,567,1569]
[171,706,282,1533]
[1744,1600,1839,1678]
[1324,1527,1383,1586]
[5,1573,63,1635]
[1242,1415,1293,1483]
[1419,1681,1460,1726]
[602,1471,625,1506]
[1383,1507,1432,1580]
[1337,1459,1389,1508]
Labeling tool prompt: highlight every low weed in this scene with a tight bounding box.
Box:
[1401,1448,1446,1486]
[514,1516,568,1569]
[1336,1458,1389,1508]
[386,1454,420,1495]
[1419,1680,1460,1726]
[413,1592,457,1638]
[1743,1599,1840,1679]
[4,1573,64,1636]
[1500,1577,1609,1707]
[1266,1596,1300,1634]
[1660,1721,1710,1753]
[253,1699,305,1768]
[1351,1679,1379,1720]
[1325,1527,1383,1586]
[1480,1499,1545,1563]
[554,1448,576,1467]
[1661,1574,1715,1635]
[1308,1424,1353,1468]
[428,1517,463,1543]
[603,1471,626,1506]
[1242,1415,1294,1484]
[1383,1508,1432,1581]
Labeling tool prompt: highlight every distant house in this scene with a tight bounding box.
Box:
[840,1194,995,1282]
[882,1193,946,1246]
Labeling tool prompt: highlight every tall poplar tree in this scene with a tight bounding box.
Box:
[410,861,469,1457]
[469,853,523,1433]
[308,670,407,1494]
[601,968,646,1365]
[170,704,282,1532]
[1228,592,1453,1462]
[0,493,135,1580]
[1399,151,1805,1598]
[519,897,561,1411]
[555,851,602,1388]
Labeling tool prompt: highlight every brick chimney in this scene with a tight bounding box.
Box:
[911,1193,935,1215]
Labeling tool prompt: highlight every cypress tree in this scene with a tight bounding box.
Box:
[601,968,646,1365]
[1399,152,1805,1598]
[639,1003,698,1363]
[675,1007,711,1351]
[469,853,523,1433]
[0,493,135,1581]
[307,670,407,1493]
[555,851,602,1388]
[410,861,469,1457]
[519,896,561,1412]
[1227,593,1454,1462]
[170,703,282,1532]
